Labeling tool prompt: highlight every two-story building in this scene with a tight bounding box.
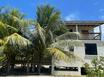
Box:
[52,21,104,76]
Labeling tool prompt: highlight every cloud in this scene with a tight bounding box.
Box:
[65,13,79,21]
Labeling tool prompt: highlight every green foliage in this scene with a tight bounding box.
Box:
[0,7,33,71]
[0,5,82,74]
[0,7,32,38]
[36,4,67,33]
[84,57,104,77]
[4,33,32,54]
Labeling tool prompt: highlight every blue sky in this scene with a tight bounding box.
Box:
[0,0,104,39]
[1,0,104,20]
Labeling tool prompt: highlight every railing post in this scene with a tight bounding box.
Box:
[99,25,102,40]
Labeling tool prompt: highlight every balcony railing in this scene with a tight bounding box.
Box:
[79,33,101,40]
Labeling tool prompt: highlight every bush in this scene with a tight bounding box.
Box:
[84,57,104,77]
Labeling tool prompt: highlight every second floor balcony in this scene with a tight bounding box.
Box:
[65,21,103,40]
[79,32,101,40]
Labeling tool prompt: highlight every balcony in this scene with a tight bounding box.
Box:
[79,33,101,40]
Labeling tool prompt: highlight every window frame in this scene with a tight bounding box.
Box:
[85,43,97,55]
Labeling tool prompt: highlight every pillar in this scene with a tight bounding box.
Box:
[76,25,79,40]
[99,25,102,40]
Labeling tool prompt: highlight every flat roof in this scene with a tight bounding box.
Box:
[65,21,104,26]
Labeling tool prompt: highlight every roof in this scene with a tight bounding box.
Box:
[65,21,104,26]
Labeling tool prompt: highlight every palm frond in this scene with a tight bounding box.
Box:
[0,46,4,54]
[0,21,18,38]
[0,56,6,63]
[9,9,25,19]
[45,30,54,46]
[46,11,60,30]
[48,39,83,62]
[0,21,8,38]
[0,39,4,46]
[4,33,31,52]
[47,47,75,61]
[35,23,46,48]
[36,4,65,33]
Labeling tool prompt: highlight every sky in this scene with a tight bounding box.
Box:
[0,0,104,39]
[1,0,104,20]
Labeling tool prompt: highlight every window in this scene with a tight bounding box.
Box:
[85,43,97,55]
[69,46,74,52]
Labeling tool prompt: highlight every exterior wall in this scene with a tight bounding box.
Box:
[53,71,80,76]
[53,22,103,76]
[53,40,104,76]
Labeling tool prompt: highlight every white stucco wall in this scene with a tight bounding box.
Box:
[53,40,104,76]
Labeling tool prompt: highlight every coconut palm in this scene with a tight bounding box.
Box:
[3,33,32,72]
[0,7,32,38]
[29,5,82,74]
[36,5,67,35]
[0,5,82,75]
[0,7,32,73]
[31,22,81,74]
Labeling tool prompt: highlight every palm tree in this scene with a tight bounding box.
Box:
[0,7,32,37]
[4,33,32,72]
[0,5,82,75]
[36,5,67,35]
[30,5,82,74]
[32,22,81,74]
[0,7,32,73]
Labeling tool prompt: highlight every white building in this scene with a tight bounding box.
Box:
[52,21,104,76]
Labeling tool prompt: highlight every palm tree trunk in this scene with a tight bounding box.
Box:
[37,64,41,74]
[31,54,35,72]
[7,55,11,73]
[26,63,29,73]
[11,55,15,70]
[37,53,42,75]
[31,63,35,72]
[7,63,10,73]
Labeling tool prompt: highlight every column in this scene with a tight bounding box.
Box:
[51,56,55,75]
[99,25,102,40]
[76,24,78,32]
[76,25,79,40]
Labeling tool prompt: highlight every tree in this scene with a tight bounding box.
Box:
[0,5,82,75]
[0,7,32,38]
[34,5,81,74]
[30,5,81,74]
[32,22,81,74]
[0,7,32,73]
[36,4,67,35]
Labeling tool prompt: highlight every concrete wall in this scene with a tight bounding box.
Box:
[53,40,104,76]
